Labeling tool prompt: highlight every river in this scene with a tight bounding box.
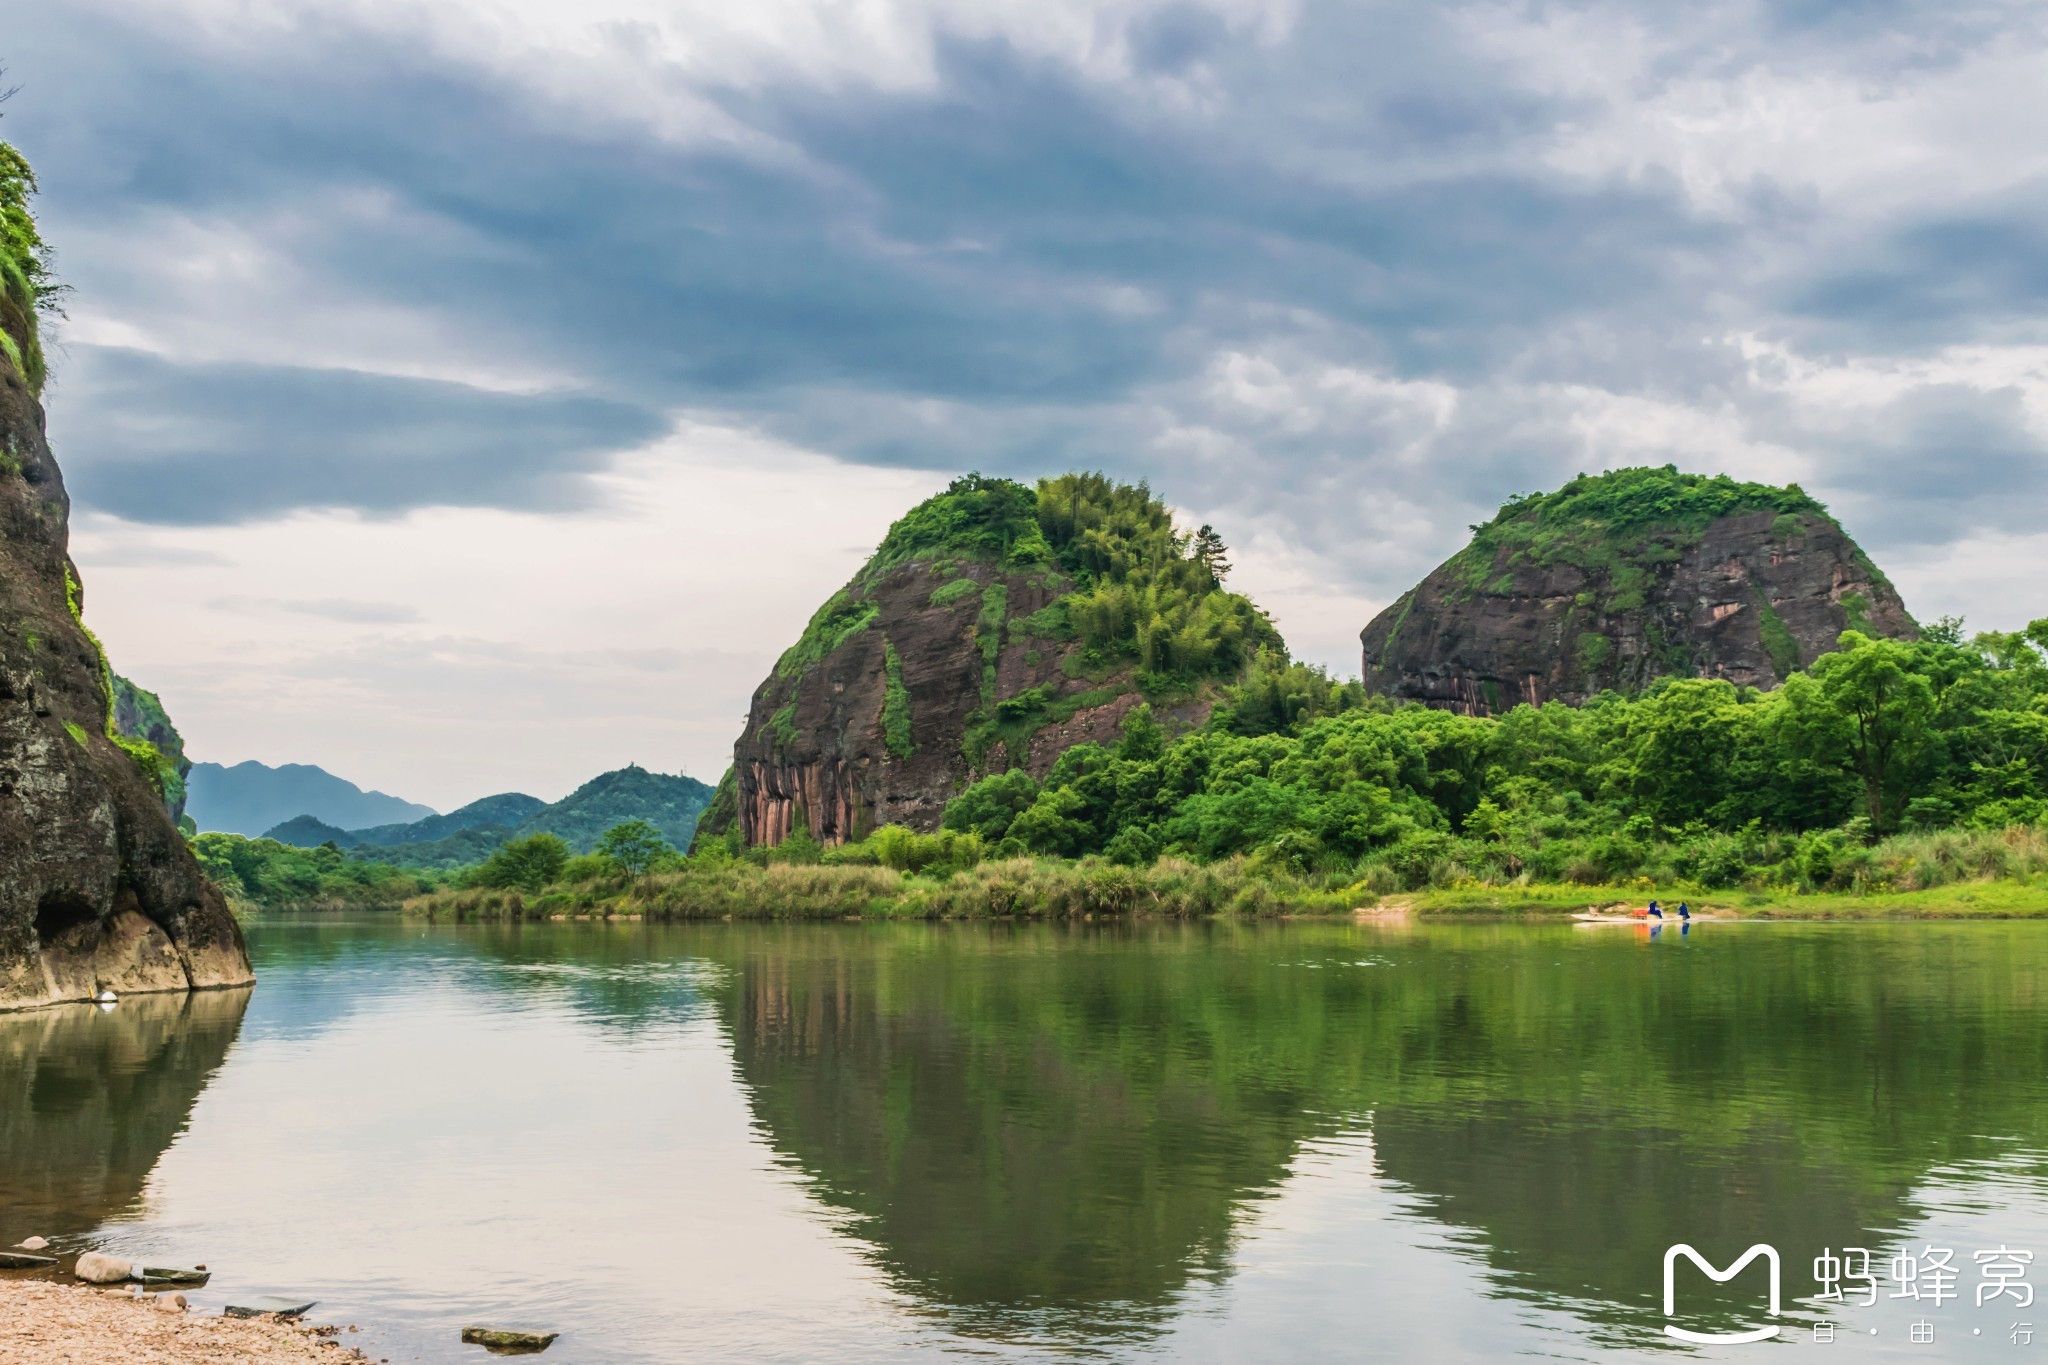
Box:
[4,916,2046,1361]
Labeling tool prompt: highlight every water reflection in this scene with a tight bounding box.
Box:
[10,920,2048,1362]
[710,921,2048,1352]
[0,987,250,1242]
[721,923,1333,1348]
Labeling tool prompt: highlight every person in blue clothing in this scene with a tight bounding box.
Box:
[1677,902,1691,921]
[1647,899,1663,920]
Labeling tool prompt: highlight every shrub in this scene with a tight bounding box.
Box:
[473,834,570,891]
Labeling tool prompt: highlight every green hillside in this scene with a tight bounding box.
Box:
[515,766,715,853]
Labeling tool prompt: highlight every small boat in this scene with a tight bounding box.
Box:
[1570,911,1711,925]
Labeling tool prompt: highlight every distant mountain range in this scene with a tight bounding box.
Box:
[187,760,438,837]
[261,766,717,867]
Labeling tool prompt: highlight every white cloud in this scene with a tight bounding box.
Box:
[1738,333,2048,438]
[1885,529,2048,635]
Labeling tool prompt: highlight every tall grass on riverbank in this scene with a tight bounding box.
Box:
[404,855,1360,922]
[400,822,2048,922]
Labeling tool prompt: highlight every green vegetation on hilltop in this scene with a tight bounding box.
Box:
[869,472,1052,572]
[1479,465,1824,540]
[776,473,1281,708]
[1037,473,1279,682]
[1446,465,1840,605]
[513,765,713,852]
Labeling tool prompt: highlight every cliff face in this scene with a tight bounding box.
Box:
[733,560,1151,843]
[1360,468,1917,716]
[725,475,1274,845]
[0,234,252,1010]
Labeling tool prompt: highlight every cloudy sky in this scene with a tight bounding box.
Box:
[7,0,2047,810]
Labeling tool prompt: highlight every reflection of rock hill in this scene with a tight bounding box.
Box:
[0,190,252,1009]
[1361,924,2048,1343]
[1360,467,1917,715]
[717,927,1328,1344]
[1372,1105,1908,1338]
[0,987,250,1240]
[712,922,2048,1348]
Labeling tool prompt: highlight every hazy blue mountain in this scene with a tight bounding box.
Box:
[514,766,716,853]
[187,761,436,837]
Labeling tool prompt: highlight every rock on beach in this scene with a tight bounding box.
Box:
[73,1252,135,1284]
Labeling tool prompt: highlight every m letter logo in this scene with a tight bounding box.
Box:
[1663,1244,1781,1343]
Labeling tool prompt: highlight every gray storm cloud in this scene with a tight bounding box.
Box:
[7,0,2046,609]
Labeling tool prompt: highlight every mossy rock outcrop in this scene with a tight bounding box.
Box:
[721,474,1278,845]
[1359,466,1917,715]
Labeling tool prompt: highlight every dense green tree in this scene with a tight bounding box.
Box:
[941,768,1040,842]
[596,820,672,877]
[473,833,570,891]
[1802,632,1937,831]
[932,616,2048,889]
[188,832,431,909]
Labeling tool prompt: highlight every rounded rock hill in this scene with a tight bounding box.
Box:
[1359,466,1917,716]
[702,473,1280,847]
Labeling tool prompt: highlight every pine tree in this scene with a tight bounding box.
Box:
[1192,524,1231,585]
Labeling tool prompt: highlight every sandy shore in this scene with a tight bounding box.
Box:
[0,1279,374,1364]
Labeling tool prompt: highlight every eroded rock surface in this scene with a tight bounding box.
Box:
[1360,474,1917,716]
[713,475,1277,847]
[0,312,251,1010]
[729,557,1178,844]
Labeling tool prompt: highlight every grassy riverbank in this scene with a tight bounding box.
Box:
[1398,878,2048,918]
[402,829,2048,922]
[406,855,1362,921]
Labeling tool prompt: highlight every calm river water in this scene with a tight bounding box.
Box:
[5,917,2048,1361]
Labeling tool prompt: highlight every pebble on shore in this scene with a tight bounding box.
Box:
[0,1278,369,1364]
